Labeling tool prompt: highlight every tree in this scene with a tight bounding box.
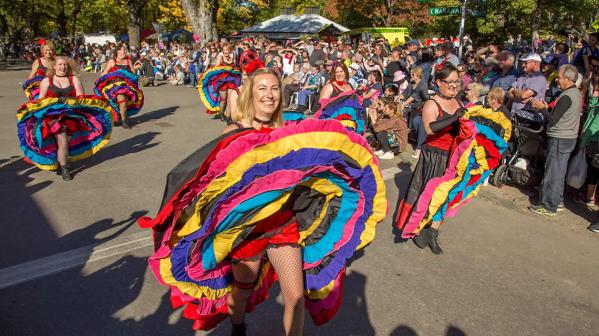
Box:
[127,0,149,48]
[181,0,218,42]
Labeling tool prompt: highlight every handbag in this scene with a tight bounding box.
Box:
[567,148,587,189]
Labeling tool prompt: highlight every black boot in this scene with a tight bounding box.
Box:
[231,322,246,336]
[61,164,72,181]
[413,228,429,249]
[428,228,443,255]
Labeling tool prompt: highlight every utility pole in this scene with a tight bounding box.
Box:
[458,0,468,59]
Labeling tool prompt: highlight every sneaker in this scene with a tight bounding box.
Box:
[122,120,131,129]
[378,151,395,160]
[528,204,557,217]
[374,150,385,156]
[557,202,565,212]
[576,195,595,207]
[411,149,421,159]
[588,223,599,233]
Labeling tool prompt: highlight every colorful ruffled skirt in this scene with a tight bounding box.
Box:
[197,66,241,114]
[94,69,144,118]
[314,90,365,134]
[16,96,114,170]
[23,76,44,101]
[395,106,512,238]
[138,119,387,330]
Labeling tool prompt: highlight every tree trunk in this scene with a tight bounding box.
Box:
[181,0,218,43]
[57,0,68,36]
[127,0,148,49]
[531,0,542,50]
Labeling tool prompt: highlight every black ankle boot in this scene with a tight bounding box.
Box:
[413,228,429,249]
[231,322,246,336]
[61,165,72,181]
[428,228,443,255]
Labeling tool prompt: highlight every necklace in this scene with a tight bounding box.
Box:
[55,74,68,78]
[437,92,453,100]
[253,117,272,126]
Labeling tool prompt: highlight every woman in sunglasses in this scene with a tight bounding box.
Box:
[395,62,464,255]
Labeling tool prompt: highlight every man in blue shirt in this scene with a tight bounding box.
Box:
[508,53,547,117]
[492,51,520,97]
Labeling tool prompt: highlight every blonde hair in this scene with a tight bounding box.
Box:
[467,82,483,97]
[233,68,283,127]
[411,67,423,78]
[41,41,56,56]
[46,56,80,77]
[487,87,505,103]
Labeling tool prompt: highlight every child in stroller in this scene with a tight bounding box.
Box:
[491,108,546,187]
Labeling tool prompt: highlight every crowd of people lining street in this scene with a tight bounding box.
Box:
[12,29,599,335]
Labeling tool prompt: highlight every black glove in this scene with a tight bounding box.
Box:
[429,109,463,133]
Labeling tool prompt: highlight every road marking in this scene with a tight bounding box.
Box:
[0,231,153,290]
[0,166,408,289]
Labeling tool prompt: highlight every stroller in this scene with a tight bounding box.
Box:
[491,110,546,187]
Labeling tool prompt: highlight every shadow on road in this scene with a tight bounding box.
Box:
[0,157,54,267]
[75,131,161,174]
[391,324,466,335]
[133,106,179,125]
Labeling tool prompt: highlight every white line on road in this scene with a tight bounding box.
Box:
[0,231,153,290]
[0,166,406,290]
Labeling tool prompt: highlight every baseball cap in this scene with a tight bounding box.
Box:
[349,63,360,72]
[520,53,542,63]
[407,39,419,46]
[393,70,406,82]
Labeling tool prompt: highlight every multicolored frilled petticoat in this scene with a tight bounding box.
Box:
[16,96,114,170]
[23,76,44,101]
[94,69,144,118]
[313,90,365,135]
[138,119,387,330]
[197,66,242,114]
[397,106,512,238]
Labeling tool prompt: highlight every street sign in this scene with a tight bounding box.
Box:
[429,7,461,16]
[428,7,486,18]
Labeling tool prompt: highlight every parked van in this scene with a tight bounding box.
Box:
[343,27,411,47]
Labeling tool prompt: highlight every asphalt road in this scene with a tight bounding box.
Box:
[1,67,598,336]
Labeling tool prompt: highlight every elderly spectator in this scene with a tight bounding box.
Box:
[282,63,306,108]
[297,65,322,112]
[492,51,520,94]
[529,65,582,216]
[464,82,483,108]
[508,53,547,116]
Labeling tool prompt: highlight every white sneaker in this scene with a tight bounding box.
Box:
[374,150,385,156]
[378,152,394,160]
[411,149,421,159]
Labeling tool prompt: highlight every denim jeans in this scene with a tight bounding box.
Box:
[411,115,428,150]
[540,137,576,212]
[298,89,315,106]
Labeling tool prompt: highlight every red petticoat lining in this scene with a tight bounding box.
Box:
[230,210,300,260]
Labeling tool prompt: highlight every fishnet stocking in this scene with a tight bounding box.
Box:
[228,258,262,324]
[267,245,305,336]
[219,90,228,118]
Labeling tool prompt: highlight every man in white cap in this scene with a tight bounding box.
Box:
[508,53,547,116]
